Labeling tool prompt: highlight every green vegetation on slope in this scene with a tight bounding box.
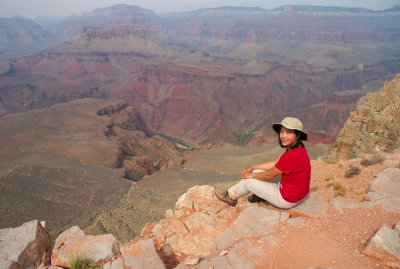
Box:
[236,122,261,146]
[154,133,195,150]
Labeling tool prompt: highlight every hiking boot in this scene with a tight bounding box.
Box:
[215,190,237,207]
[247,193,264,203]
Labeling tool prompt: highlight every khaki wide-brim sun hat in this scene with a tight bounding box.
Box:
[272,117,308,141]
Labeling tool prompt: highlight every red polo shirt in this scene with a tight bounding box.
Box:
[275,145,311,203]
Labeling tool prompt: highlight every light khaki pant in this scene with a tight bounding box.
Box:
[227,169,299,209]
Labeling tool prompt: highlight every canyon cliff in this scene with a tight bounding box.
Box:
[0,17,56,60]
[1,4,400,145]
[323,74,400,160]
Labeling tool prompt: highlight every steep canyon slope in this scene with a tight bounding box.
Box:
[0,17,63,60]
[0,98,185,238]
[323,74,400,160]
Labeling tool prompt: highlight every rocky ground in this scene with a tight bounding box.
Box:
[257,150,400,268]
[139,149,400,269]
[2,148,400,269]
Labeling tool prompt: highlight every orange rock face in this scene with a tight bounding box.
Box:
[323,74,400,160]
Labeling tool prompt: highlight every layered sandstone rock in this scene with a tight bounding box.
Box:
[139,184,332,265]
[143,185,240,257]
[0,220,52,269]
[322,74,400,160]
[362,224,400,268]
[120,239,166,269]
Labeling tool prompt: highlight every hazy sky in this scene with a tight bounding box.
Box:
[0,0,398,18]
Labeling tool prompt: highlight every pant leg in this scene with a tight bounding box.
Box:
[228,178,298,209]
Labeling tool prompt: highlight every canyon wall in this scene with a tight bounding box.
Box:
[322,74,400,160]
[1,4,400,145]
[2,47,399,144]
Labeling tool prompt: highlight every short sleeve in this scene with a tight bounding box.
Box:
[275,150,296,175]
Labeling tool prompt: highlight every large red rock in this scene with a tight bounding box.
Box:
[141,185,293,262]
[120,239,166,269]
[290,192,329,217]
[51,226,119,268]
[215,206,281,251]
[363,168,400,212]
[362,224,400,268]
[0,220,52,269]
[143,185,236,257]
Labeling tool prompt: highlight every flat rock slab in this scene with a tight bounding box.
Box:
[226,238,271,268]
[216,206,280,251]
[120,239,166,269]
[287,216,306,227]
[330,196,375,213]
[290,193,329,217]
[175,256,230,269]
[364,168,400,212]
[176,236,276,269]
